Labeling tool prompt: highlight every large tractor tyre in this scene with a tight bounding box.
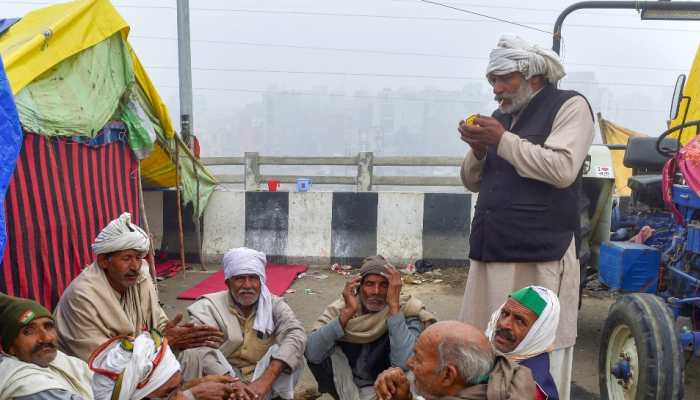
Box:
[599,293,683,400]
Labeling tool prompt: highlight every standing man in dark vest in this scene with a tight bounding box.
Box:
[456,36,594,400]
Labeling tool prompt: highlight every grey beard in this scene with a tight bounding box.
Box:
[407,371,432,400]
[231,290,259,307]
[498,84,535,114]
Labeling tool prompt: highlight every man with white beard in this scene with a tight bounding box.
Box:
[456,35,594,400]
[186,247,307,400]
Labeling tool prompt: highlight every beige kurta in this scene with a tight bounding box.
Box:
[459,95,594,350]
[228,305,276,376]
[53,260,168,361]
[0,351,94,399]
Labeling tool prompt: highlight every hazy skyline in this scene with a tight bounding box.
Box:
[4,0,699,157]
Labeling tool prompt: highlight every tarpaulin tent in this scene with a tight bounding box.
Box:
[0,56,23,261]
[0,0,216,208]
[0,0,216,307]
[669,44,700,143]
[598,113,648,197]
[3,130,142,306]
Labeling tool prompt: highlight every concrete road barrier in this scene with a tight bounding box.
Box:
[146,189,472,267]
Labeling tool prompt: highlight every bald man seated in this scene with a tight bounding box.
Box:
[374,321,535,400]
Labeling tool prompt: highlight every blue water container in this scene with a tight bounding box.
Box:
[599,241,660,293]
[296,178,311,192]
[687,223,700,254]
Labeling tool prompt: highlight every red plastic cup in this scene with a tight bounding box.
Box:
[267,179,280,192]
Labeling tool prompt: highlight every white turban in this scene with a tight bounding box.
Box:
[223,247,274,336]
[486,35,565,84]
[485,286,560,361]
[92,212,149,256]
[90,332,181,400]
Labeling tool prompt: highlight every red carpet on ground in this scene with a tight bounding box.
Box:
[177,263,308,300]
[155,260,183,279]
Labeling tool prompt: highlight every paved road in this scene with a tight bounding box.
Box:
[158,266,700,399]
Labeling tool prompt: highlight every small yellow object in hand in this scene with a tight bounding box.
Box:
[463,114,478,126]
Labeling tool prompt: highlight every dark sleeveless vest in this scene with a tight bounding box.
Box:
[469,83,592,262]
[521,353,559,400]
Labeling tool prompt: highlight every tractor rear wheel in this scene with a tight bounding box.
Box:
[599,293,683,399]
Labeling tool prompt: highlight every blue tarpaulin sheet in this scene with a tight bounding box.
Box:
[0,56,23,258]
[0,18,19,36]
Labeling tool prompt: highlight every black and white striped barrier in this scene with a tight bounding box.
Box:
[145,190,472,267]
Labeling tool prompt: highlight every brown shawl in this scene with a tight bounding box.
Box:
[53,261,168,361]
[312,295,436,344]
[444,355,535,400]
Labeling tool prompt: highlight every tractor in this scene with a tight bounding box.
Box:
[593,73,700,399]
[550,3,700,398]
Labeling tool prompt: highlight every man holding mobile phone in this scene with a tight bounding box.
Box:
[305,255,436,400]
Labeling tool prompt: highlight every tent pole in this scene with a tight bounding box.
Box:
[137,161,158,289]
[191,154,205,271]
[175,141,187,279]
[597,112,608,144]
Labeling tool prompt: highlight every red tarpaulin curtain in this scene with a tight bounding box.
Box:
[1,132,140,309]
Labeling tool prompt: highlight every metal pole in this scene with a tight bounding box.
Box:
[177,0,194,149]
[553,1,700,54]
[191,155,206,271]
[177,0,196,276]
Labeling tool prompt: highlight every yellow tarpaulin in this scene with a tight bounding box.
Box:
[0,0,174,140]
[0,0,128,94]
[128,43,175,139]
[669,44,700,142]
[599,114,647,197]
[0,0,206,199]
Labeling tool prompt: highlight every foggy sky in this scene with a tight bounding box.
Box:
[3,0,700,158]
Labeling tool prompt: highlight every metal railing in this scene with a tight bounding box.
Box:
[201,152,464,191]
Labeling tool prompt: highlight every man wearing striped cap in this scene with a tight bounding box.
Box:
[486,286,561,400]
[306,255,436,400]
[0,293,93,399]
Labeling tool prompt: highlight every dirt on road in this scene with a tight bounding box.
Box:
[157,266,700,399]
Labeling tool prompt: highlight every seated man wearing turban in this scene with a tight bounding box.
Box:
[90,331,239,400]
[0,293,93,399]
[54,212,231,379]
[486,286,561,400]
[374,321,535,400]
[186,247,307,400]
[306,255,436,400]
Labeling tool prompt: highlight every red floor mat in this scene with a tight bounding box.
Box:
[177,263,308,300]
[155,260,183,279]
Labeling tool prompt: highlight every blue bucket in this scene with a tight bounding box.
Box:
[296,178,311,192]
